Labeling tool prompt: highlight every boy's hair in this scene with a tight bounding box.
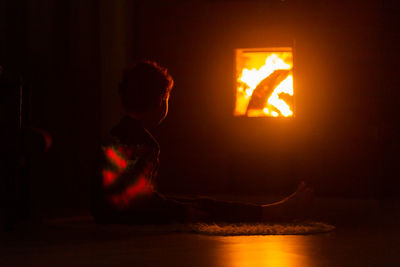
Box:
[118,61,174,113]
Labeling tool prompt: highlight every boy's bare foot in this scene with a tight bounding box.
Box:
[283,184,314,219]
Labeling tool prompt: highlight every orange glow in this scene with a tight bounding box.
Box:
[217,236,310,267]
[235,48,294,117]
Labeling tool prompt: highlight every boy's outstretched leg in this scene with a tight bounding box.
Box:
[262,181,314,221]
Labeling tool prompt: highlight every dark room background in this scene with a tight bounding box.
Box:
[1,0,399,218]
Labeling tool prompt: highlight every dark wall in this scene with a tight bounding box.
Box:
[1,0,101,217]
[129,0,400,197]
[2,0,400,220]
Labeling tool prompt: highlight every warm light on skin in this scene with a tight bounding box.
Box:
[235,49,294,117]
[127,95,170,128]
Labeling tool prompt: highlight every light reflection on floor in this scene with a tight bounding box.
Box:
[3,226,399,266]
[214,236,310,267]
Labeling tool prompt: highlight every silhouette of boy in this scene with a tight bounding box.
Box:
[91,61,312,224]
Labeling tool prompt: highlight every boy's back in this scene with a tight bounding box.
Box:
[91,115,190,224]
[91,61,313,224]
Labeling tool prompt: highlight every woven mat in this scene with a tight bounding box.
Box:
[189,222,335,236]
[92,222,335,236]
[46,217,335,236]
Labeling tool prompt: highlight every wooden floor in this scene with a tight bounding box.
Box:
[1,223,399,266]
[1,198,400,266]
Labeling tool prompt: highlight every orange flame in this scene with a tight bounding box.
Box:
[235,49,294,117]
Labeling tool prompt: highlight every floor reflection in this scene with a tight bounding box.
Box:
[215,235,311,267]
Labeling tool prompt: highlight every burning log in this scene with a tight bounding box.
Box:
[277,92,293,108]
[246,69,291,115]
[235,49,294,117]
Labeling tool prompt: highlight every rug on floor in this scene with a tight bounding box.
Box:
[92,221,335,236]
[45,217,335,236]
[188,222,335,235]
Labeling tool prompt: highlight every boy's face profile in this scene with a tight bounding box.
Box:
[120,61,173,127]
[155,94,170,125]
[136,93,170,128]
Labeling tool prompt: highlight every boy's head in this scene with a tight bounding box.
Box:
[119,61,173,123]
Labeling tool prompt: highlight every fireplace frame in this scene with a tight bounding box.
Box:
[233,46,297,119]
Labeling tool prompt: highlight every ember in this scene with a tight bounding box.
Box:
[235,48,294,117]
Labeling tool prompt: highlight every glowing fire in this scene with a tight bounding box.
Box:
[235,48,294,117]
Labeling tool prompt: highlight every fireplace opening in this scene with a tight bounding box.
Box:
[234,47,294,117]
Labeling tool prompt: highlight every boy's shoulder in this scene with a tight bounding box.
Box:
[102,116,159,153]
